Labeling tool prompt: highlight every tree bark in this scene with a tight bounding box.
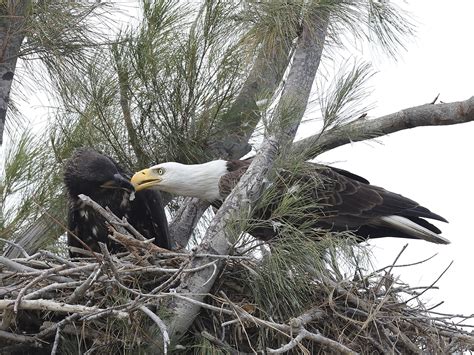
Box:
[2,212,60,258]
[162,6,330,347]
[0,0,29,145]
[168,198,210,249]
[209,26,294,160]
[291,96,474,159]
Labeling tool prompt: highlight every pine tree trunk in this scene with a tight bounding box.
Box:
[0,0,29,145]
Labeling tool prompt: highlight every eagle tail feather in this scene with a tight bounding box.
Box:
[379,215,450,244]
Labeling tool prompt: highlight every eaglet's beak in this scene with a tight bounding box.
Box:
[131,168,162,191]
[100,173,135,191]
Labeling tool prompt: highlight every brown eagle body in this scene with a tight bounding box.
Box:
[131,158,449,244]
[64,148,171,257]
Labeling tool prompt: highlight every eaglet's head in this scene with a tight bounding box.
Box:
[64,148,134,197]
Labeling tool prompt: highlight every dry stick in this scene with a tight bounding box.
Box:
[0,299,129,318]
[110,230,169,254]
[51,327,61,355]
[156,251,253,260]
[402,261,454,305]
[200,331,240,355]
[0,256,73,283]
[219,291,355,354]
[68,265,101,303]
[23,281,82,300]
[0,329,37,344]
[39,250,78,269]
[0,237,29,258]
[36,313,81,340]
[173,293,234,316]
[323,276,422,354]
[122,260,219,274]
[267,329,357,355]
[139,306,170,354]
[14,264,69,312]
[99,242,122,282]
[373,253,438,274]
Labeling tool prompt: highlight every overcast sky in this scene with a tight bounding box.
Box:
[313,1,474,317]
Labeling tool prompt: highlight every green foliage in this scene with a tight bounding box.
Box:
[325,0,414,57]
[320,61,375,130]
[1,130,64,244]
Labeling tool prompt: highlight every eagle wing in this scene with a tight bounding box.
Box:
[307,164,448,241]
[130,189,171,249]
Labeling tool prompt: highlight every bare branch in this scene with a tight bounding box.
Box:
[0,299,129,318]
[292,96,474,158]
[168,198,210,249]
[139,306,170,354]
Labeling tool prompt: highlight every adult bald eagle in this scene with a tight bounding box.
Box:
[64,148,171,257]
[131,158,449,244]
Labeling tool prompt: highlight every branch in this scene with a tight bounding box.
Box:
[2,211,59,258]
[140,306,170,354]
[163,6,329,346]
[0,1,29,145]
[168,198,210,249]
[0,299,129,318]
[209,25,294,159]
[292,96,474,158]
[267,328,356,354]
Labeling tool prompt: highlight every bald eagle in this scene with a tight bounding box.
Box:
[64,148,171,257]
[131,158,449,244]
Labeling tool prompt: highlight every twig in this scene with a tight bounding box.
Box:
[14,264,69,312]
[0,329,38,344]
[23,281,82,300]
[201,331,241,355]
[68,265,101,303]
[139,306,170,354]
[0,238,29,258]
[99,242,122,282]
[36,313,81,340]
[267,328,357,354]
[0,299,129,318]
[50,327,61,355]
[0,256,72,283]
[373,252,438,274]
[403,261,454,305]
[40,250,78,269]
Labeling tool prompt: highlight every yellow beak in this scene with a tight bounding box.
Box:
[130,168,162,191]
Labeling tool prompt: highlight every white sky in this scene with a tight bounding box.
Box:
[314,1,474,317]
[7,0,473,320]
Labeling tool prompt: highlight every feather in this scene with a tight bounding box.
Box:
[64,148,170,257]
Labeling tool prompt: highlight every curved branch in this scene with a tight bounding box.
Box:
[292,96,474,158]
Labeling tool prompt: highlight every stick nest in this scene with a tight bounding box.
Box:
[1,209,473,354]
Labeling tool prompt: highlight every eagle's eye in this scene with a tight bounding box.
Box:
[157,168,164,175]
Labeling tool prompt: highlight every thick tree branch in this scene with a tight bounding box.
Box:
[2,212,59,258]
[292,96,474,159]
[209,38,293,160]
[162,6,329,348]
[0,1,29,145]
[168,198,210,249]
